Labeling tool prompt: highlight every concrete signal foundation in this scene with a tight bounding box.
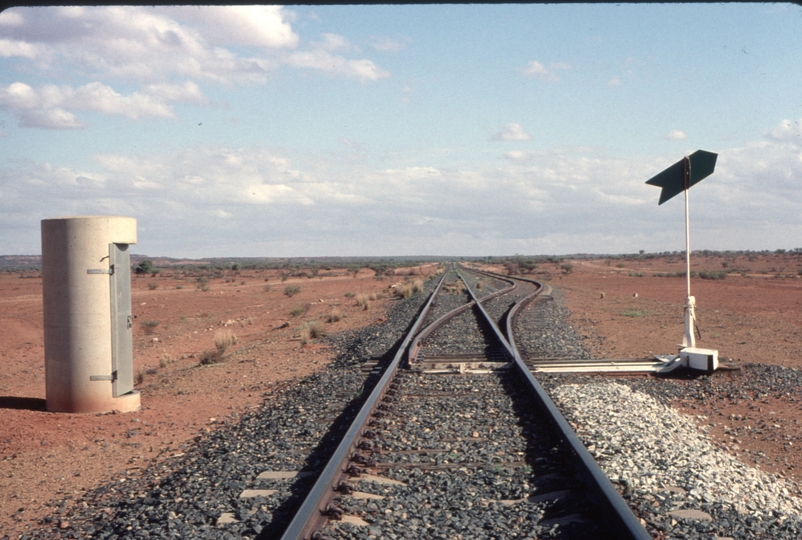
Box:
[41,216,141,413]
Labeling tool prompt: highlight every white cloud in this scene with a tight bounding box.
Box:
[503,150,535,162]
[0,81,206,128]
[490,123,532,142]
[18,108,83,129]
[286,50,389,81]
[608,76,622,87]
[768,118,802,141]
[666,130,687,140]
[3,118,802,257]
[160,6,298,49]
[368,36,408,52]
[400,79,417,103]
[0,6,389,86]
[311,33,354,52]
[0,38,45,59]
[521,60,570,82]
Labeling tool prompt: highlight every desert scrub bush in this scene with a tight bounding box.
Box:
[412,279,424,293]
[355,293,370,310]
[135,369,145,385]
[699,271,727,280]
[263,284,271,292]
[326,307,344,323]
[299,320,325,345]
[199,348,224,365]
[284,285,301,297]
[214,329,237,352]
[201,330,237,365]
[290,305,307,317]
[159,353,173,368]
[141,320,159,334]
[344,292,356,298]
[147,281,158,290]
[394,282,413,299]
[369,292,378,301]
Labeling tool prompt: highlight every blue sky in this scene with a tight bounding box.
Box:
[1,4,801,258]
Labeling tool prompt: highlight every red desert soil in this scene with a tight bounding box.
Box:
[0,264,436,537]
[2,253,802,536]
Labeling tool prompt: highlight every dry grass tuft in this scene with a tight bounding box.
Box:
[284,285,301,297]
[299,320,325,345]
[199,348,223,365]
[141,320,159,335]
[214,329,237,353]
[326,307,344,323]
[394,283,411,299]
[355,293,370,310]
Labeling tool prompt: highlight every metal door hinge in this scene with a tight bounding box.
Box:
[87,265,114,275]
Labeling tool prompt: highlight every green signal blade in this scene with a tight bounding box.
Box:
[646,150,717,205]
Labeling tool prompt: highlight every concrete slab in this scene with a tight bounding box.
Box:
[356,474,406,486]
[216,513,239,526]
[256,470,313,480]
[668,509,713,521]
[239,489,278,498]
[352,491,385,500]
[342,515,370,526]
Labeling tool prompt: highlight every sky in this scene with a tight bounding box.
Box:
[1,4,801,258]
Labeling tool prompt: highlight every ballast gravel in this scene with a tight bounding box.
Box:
[546,380,802,539]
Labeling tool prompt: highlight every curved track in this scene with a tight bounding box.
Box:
[279,266,652,540]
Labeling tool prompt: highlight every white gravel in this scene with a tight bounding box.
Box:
[552,382,802,520]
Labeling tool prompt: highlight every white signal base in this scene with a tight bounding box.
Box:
[680,347,718,374]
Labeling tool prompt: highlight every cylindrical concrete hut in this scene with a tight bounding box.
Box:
[41,216,140,413]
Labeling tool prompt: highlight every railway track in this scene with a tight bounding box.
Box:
[278,266,651,539]
[26,265,802,540]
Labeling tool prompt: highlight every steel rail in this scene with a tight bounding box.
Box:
[278,268,450,540]
[497,274,654,540]
[407,271,516,365]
